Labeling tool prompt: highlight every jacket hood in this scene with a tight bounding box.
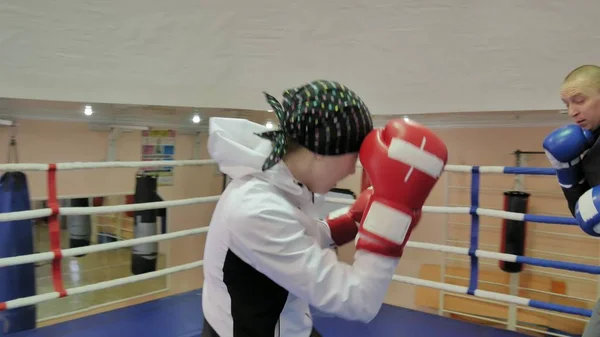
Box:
[207,117,305,196]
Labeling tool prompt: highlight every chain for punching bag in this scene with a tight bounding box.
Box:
[7,126,18,164]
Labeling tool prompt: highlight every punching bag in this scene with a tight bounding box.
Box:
[59,198,70,230]
[155,194,167,235]
[131,175,159,275]
[67,198,91,252]
[499,191,530,273]
[0,172,36,333]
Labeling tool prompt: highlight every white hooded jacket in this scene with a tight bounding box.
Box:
[201,117,400,337]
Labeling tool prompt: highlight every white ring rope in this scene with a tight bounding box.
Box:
[326,198,532,221]
[444,165,507,173]
[0,159,541,175]
[0,198,585,274]
[391,275,530,306]
[0,196,221,222]
[0,257,568,318]
[405,241,515,261]
[0,259,555,315]
[3,261,203,310]
[0,227,209,268]
[0,227,592,276]
[0,158,581,319]
[0,198,535,223]
[0,256,531,312]
[61,196,222,216]
[0,160,215,172]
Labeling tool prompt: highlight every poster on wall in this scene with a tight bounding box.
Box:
[141,129,176,186]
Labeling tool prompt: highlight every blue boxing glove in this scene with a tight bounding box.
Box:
[542,124,595,188]
[574,186,600,237]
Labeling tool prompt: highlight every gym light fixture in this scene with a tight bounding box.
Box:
[84,105,93,116]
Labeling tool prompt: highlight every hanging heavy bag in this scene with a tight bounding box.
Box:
[499,191,530,273]
[0,172,36,333]
[67,198,92,255]
[59,198,70,230]
[154,193,167,235]
[131,174,159,275]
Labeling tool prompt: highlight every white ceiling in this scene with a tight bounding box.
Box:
[1,1,599,116]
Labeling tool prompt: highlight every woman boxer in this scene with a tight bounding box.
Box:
[201,80,444,337]
[544,65,600,337]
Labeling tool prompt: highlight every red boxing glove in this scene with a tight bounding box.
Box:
[361,169,372,192]
[325,188,373,246]
[356,119,448,258]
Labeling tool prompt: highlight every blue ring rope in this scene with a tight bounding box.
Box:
[467,166,480,296]
[455,165,593,317]
[502,167,556,175]
[522,214,578,225]
[514,255,600,274]
[529,300,592,317]
[465,166,578,226]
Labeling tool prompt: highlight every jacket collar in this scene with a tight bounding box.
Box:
[268,162,317,206]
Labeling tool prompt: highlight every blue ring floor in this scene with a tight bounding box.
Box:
[12,289,530,337]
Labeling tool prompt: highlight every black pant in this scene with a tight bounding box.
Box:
[201,318,323,337]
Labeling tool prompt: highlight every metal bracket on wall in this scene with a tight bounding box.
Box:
[512,150,545,192]
[3,121,18,163]
[107,127,121,161]
[192,132,220,176]
[192,132,202,160]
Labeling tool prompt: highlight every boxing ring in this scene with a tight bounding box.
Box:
[0,159,597,337]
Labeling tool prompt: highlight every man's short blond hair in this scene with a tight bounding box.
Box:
[563,65,600,91]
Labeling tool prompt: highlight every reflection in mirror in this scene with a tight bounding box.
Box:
[0,96,276,327]
[31,194,167,321]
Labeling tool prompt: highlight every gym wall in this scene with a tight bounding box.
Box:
[0,118,594,334]
[0,118,223,324]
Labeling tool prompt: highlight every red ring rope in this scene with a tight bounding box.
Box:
[47,164,67,298]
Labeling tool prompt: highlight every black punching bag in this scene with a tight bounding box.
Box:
[499,191,530,273]
[155,194,167,235]
[131,175,159,275]
[67,198,92,252]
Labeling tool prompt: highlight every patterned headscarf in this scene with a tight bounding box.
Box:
[256,80,373,171]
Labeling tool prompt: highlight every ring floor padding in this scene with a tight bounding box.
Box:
[11,290,529,337]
